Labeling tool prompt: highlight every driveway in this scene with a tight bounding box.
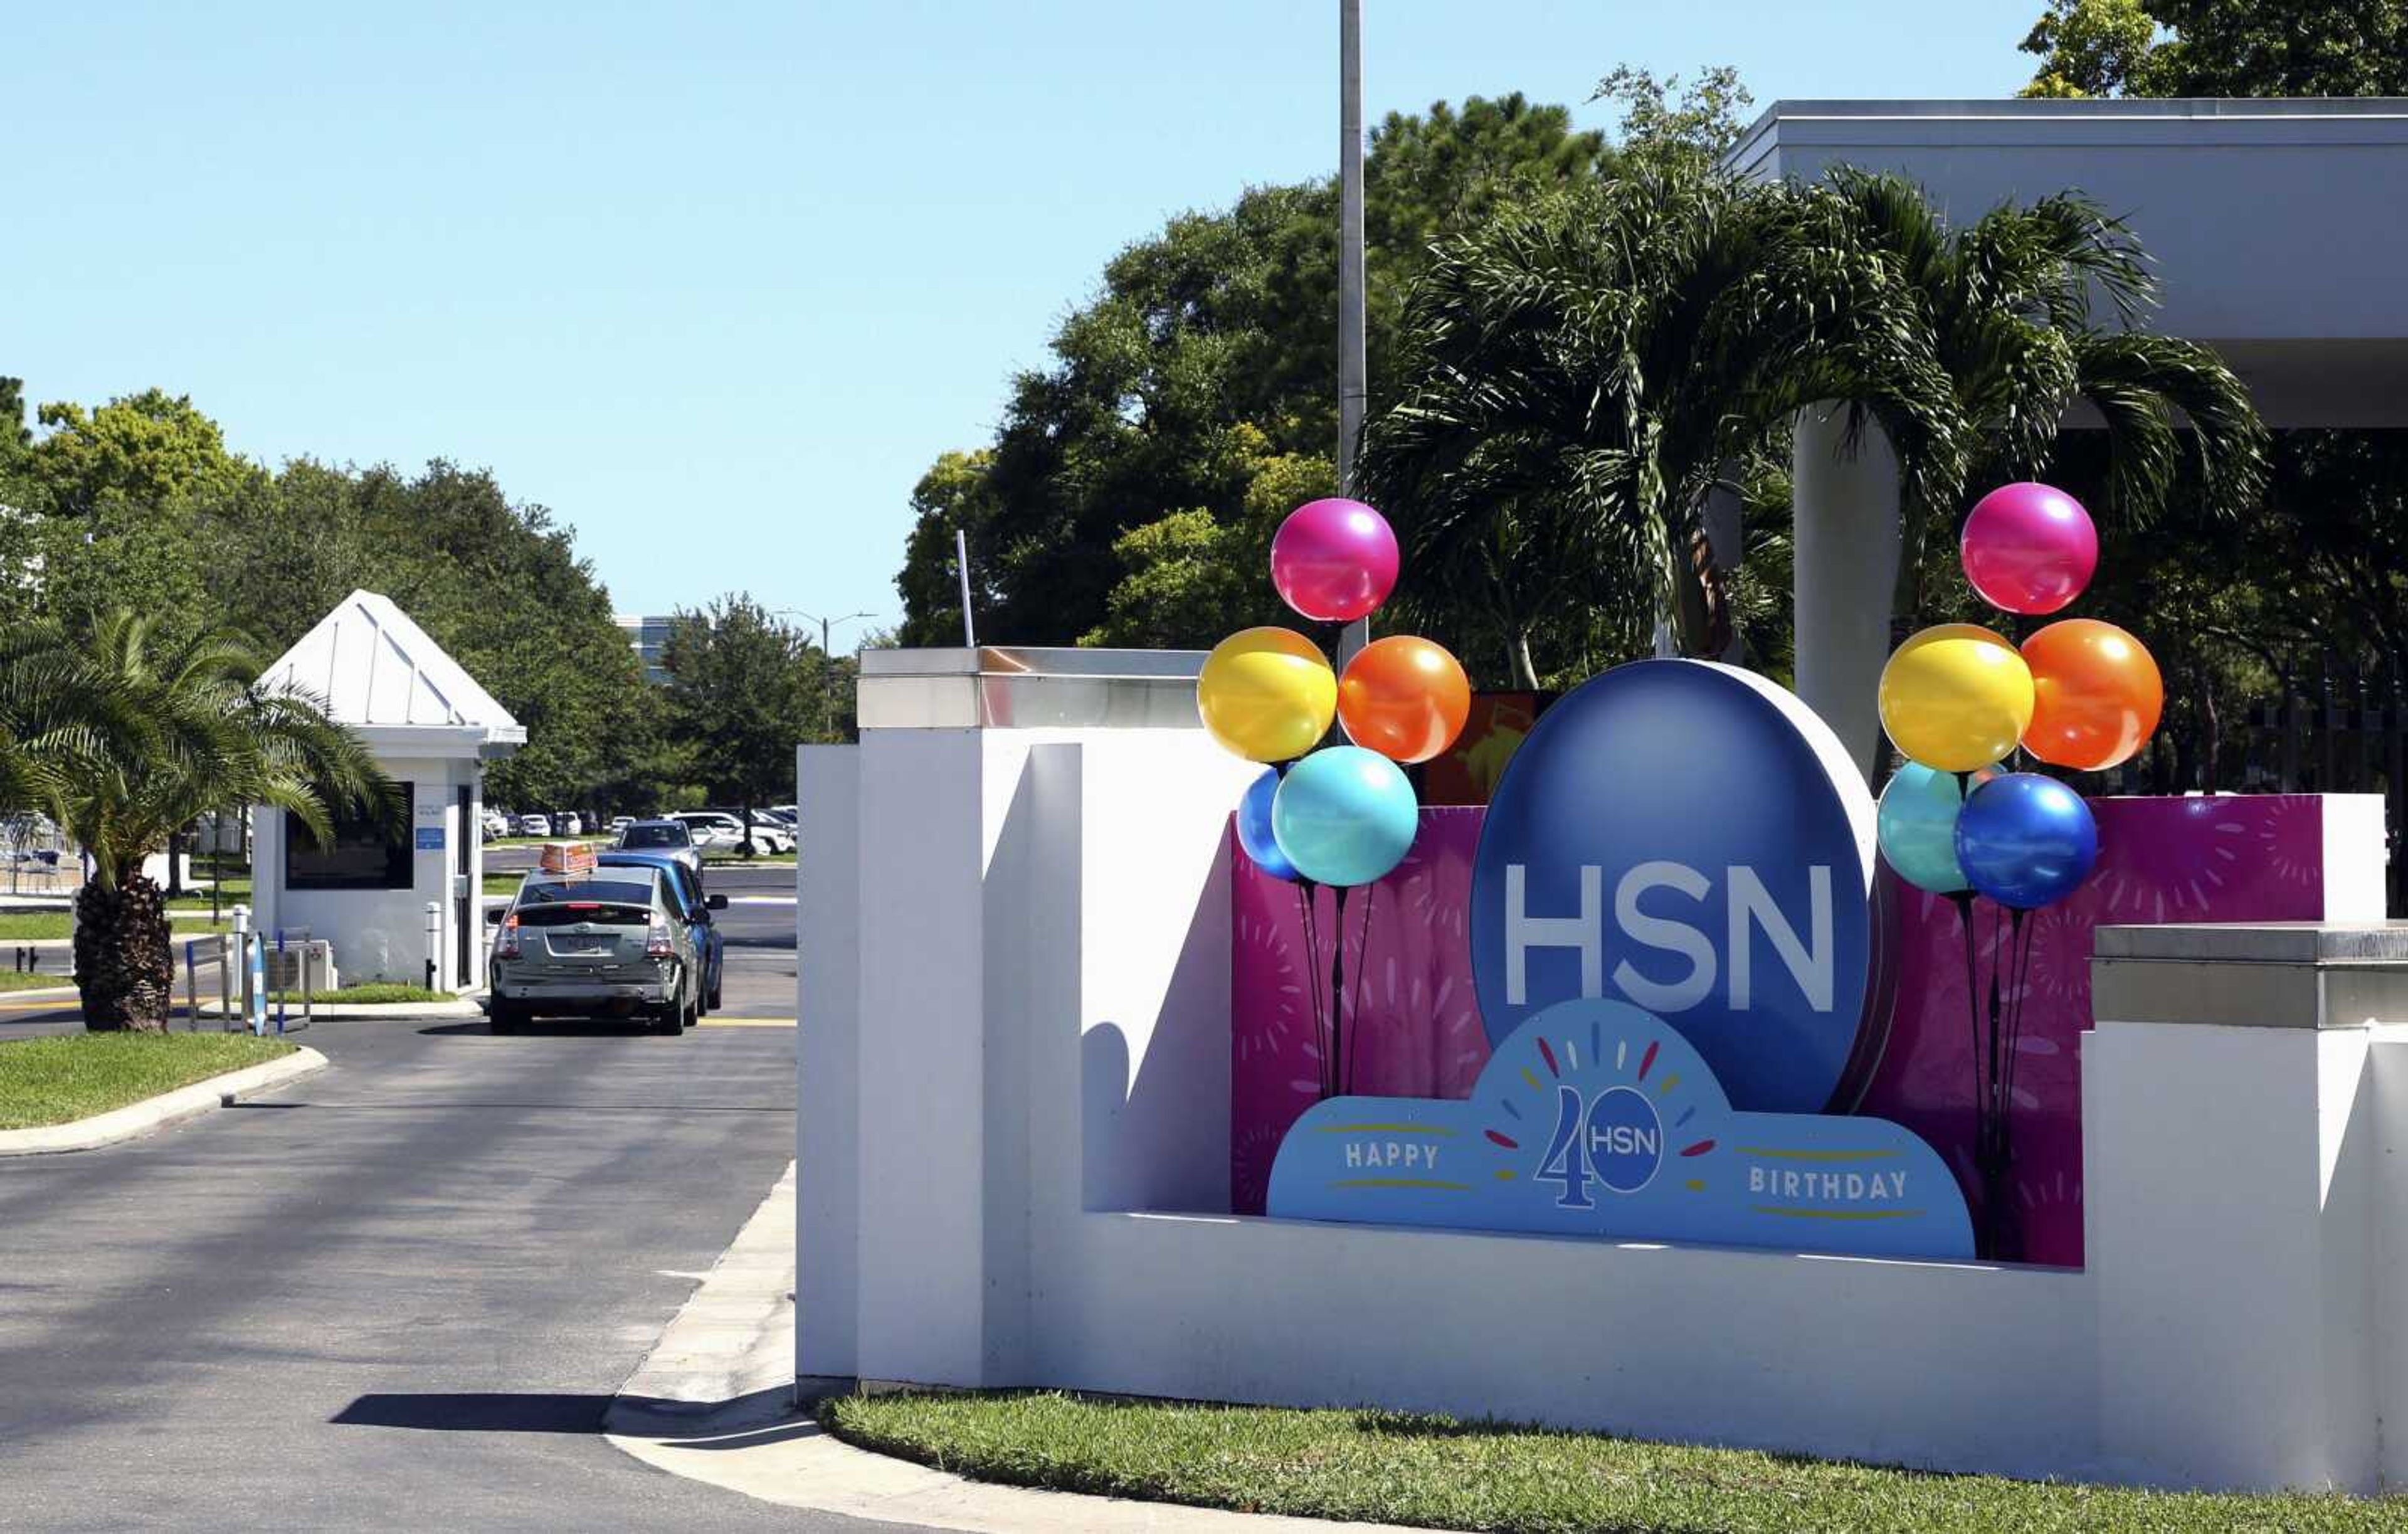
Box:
[0,864,895,1530]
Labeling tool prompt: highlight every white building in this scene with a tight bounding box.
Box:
[252,591,525,989]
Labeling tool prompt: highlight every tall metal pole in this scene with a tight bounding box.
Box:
[1336,0,1370,664]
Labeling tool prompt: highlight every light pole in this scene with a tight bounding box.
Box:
[780,608,877,741]
[1336,0,1370,665]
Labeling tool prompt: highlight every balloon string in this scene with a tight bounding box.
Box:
[1296,881,1327,1099]
[1953,892,1982,1145]
[1329,885,1348,1099]
[1344,881,1378,1097]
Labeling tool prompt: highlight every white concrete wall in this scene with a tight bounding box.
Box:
[803,709,2408,1492]
[255,755,483,989]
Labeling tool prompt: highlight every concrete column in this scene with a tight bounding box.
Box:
[1792,403,1902,783]
[2086,923,2399,1492]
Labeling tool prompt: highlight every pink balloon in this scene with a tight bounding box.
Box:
[1270,499,1398,623]
[1960,482,2098,616]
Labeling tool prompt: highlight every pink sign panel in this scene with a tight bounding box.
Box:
[1232,795,2334,1266]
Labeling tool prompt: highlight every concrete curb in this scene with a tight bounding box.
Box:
[0,1045,326,1156]
[604,1165,1426,1533]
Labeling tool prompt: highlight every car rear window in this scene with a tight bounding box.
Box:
[519,877,653,907]
[622,824,688,848]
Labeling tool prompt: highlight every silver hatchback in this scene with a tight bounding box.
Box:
[485,867,702,1035]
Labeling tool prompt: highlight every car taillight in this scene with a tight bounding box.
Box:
[495,914,521,958]
[647,921,674,957]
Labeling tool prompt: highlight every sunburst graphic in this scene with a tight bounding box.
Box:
[1476,1023,1719,1198]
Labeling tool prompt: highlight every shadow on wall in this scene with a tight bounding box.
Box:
[1072,775,1237,1220]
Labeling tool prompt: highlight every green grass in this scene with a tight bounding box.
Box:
[483,872,524,894]
[0,1032,295,1129]
[166,877,251,909]
[265,982,448,1005]
[0,912,69,940]
[820,1392,2405,1534]
[0,969,68,992]
[489,835,607,847]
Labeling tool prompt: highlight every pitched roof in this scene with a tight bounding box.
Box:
[261,590,525,741]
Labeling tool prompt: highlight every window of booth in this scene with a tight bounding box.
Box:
[285,784,413,891]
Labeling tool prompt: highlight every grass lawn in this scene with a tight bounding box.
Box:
[0,911,69,941]
[489,835,607,848]
[820,1392,2404,1534]
[264,982,447,1005]
[166,880,251,909]
[0,1032,294,1129]
[0,969,68,992]
[483,872,524,894]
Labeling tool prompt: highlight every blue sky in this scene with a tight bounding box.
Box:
[2,1,2042,636]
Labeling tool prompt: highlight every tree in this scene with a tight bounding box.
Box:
[1,611,388,1031]
[892,96,1613,651]
[660,596,824,856]
[1359,161,1962,684]
[1590,65,1755,162]
[2020,0,2408,97]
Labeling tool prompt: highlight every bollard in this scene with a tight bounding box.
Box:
[183,940,198,1031]
[424,901,441,993]
[274,928,287,1035]
[216,931,233,1032]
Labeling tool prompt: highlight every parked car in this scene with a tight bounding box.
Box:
[672,810,786,856]
[515,813,552,837]
[613,818,702,875]
[485,862,719,1034]
[598,851,724,1012]
[556,812,584,837]
[480,807,511,840]
[744,812,796,854]
[607,815,635,836]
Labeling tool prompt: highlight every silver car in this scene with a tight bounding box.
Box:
[485,865,704,1035]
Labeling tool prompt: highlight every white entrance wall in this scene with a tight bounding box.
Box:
[801,652,2408,1492]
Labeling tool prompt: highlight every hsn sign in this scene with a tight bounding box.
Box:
[1469,661,1880,1115]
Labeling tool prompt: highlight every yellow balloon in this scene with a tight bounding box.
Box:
[1878,624,2035,772]
[1198,627,1337,763]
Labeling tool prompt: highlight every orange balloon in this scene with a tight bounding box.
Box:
[1338,636,1471,763]
[2020,619,2163,770]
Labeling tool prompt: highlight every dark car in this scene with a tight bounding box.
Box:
[598,850,726,1012]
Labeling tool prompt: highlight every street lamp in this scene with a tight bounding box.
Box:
[1336,0,1368,665]
[777,608,879,741]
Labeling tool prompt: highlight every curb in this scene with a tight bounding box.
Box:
[0,1045,326,1156]
[603,1166,1424,1533]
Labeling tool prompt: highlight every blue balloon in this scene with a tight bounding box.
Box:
[1955,773,2098,909]
[1271,746,1418,887]
[1877,763,1980,895]
[1235,766,1298,881]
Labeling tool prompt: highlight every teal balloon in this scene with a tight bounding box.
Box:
[1271,746,1419,887]
[1877,763,1980,895]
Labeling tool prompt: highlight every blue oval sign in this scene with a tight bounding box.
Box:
[1469,660,1877,1114]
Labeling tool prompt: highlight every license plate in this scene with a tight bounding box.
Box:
[553,934,615,955]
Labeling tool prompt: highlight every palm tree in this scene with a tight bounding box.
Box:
[1820,168,2269,641]
[6,612,389,1032]
[1358,157,1962,684]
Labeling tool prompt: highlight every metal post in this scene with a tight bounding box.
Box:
[954,529,978,648]
[425,901,442,993]
[274,928,287,1035]
[183,940,197,1031]
[1336,0,1370,667]
[217,931,233,1032]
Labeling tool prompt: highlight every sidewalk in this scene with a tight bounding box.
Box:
[605,1165,1427,1533]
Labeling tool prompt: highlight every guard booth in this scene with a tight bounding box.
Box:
[251,591,525,990]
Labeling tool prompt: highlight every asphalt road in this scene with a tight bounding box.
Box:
[0,864,890,1531]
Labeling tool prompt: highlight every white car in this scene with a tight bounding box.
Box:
[557,812,584,837]
[746,813,797,854]
[608,816,635,835]
[516,813,552,837]
[480,808,510,840]
[671,810,787,856]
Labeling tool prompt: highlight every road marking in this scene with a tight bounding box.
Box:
[0,998,76,1012]
[698,1017,796,1028]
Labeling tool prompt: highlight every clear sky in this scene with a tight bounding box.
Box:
[1,1,2042,638]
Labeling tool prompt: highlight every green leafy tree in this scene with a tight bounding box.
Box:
[1590,65,1755,162]
[1360,161,1963,684]
[1,611,388,1032]
[893,96,1612,650]
[2020,0,2408,97]
[660,595,825,855]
